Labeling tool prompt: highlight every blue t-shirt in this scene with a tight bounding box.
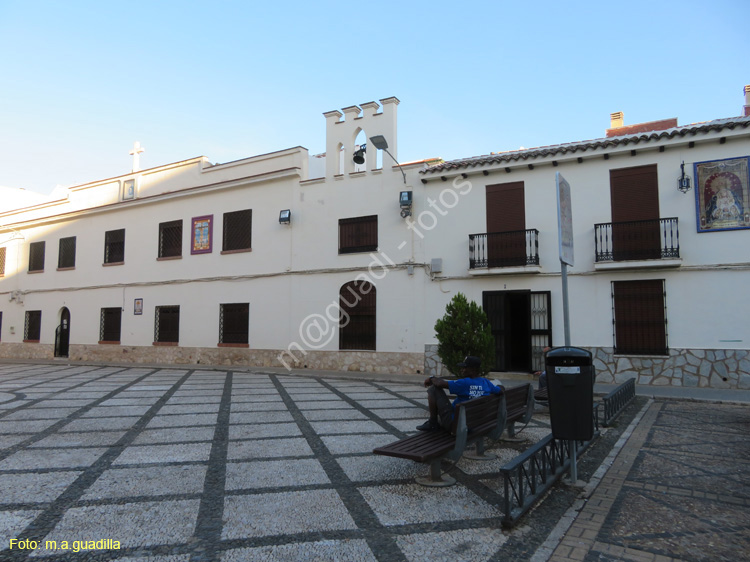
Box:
[447,377,503,409]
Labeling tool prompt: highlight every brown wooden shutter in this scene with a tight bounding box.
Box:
[613,280,667,355]
[610,165,659,222]
[486,182,525,232]
[610,165,661,260]
[485,183,526,266]
[339,215,378,254]
[339,281,376,350]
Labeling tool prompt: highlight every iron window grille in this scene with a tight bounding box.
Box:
[28,241,45,272]
[154,305,180,343]
[612,279,668,355]
[104,229,125,264]
[100,308,122,342]
[222,209,252,252]
[159,220,182,258]
[0,247,6,276]
[339,215,378,254]
[219,303,249,344]
[24,310,41,341]
[58,236,76,269]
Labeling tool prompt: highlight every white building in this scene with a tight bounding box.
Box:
[1,90,749,390]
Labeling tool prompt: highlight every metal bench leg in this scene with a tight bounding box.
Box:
[415,459,456,487]
[463,438,497,460]
[502,422,524,442]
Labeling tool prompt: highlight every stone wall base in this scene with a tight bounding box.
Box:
[1,343,747,388]
[0,343,424,375]
[424,345,750,390]
[590,347,750,389]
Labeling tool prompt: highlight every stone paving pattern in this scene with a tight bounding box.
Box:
[0,363,747,562]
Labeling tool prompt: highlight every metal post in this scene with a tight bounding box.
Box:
[561,261,577,481]
[561,262,571,347]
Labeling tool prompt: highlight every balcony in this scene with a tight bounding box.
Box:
[469,229,541,274]
[594,217,681,270]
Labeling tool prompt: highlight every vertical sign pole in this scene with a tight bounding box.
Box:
[561,261,571,348]
[556,172,577,483]
[561,260,577,482]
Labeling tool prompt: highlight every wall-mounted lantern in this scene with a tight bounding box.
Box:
[399,190,413,218]
[678,161,692,193]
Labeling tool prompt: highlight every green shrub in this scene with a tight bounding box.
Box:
[434,292,495,376]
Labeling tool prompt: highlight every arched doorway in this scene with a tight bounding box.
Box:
[55,308,70,358]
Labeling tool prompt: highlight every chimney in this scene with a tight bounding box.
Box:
[744,85,750,117]
[610,111,624,129]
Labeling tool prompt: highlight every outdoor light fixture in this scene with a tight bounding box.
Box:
[352,145,366,165]
[279,209,291,224]
[369,135,407,184]
[399,190,413,218]
[678,161,692,193]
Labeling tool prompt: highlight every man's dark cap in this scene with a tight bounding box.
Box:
[457,356,481,368]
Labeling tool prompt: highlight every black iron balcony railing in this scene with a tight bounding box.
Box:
[469,229,540,269]
[594,218,679,262]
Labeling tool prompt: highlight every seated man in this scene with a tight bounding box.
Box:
[417,355,503,431]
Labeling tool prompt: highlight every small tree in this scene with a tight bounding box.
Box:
[434,292,495,376]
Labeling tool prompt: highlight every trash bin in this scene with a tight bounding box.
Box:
[545,347,596,441]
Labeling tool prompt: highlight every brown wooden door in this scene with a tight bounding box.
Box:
[486,182,526,266]
[610,165,661,260]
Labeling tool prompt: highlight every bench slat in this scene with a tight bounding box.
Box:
[372,384,533,469]
[374,432,457,462]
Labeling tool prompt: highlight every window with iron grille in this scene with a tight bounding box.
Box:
[222,209,252,252]
[24,310,41,341]
[100,307,122,342]
[58,237,76,269]
[159,220,182,258]
[104,229,125,264]
[28,241,45,272]
[154,305,180,343]
[219,303,249,345]
[339,280,376,350]
[612,279,668,355]
[0,247,6,276]
[339,215,378,254]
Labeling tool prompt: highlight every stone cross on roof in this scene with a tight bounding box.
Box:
[129,141,145,172]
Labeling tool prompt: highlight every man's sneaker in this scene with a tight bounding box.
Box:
[416,419,440,431]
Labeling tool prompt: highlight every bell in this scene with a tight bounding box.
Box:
[353,148,366,165]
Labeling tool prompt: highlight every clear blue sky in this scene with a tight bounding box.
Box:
[1,0,748,195]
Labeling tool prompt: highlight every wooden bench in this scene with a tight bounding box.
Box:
[373,383,534,486]
[505,382,535,437]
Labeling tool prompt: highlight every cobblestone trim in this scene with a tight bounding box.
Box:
[549,401,663,561]
[191,371,233,561]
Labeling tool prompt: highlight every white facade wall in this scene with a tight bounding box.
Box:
[1,100,749,388]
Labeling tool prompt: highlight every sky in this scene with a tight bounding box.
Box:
[1,0,748,196]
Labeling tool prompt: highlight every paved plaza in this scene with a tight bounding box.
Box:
[0,362,748,562]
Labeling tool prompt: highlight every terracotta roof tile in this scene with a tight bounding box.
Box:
[420,116,750,175]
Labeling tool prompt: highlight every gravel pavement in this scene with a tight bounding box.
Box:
[0,362,747,562]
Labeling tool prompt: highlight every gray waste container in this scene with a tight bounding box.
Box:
[545,347,595,441]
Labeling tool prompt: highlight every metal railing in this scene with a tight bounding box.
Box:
[469,229,540,269]
[498,404,599,528]
[594,217,679,262]
[601,378,636,427]
[497,375,637,527]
